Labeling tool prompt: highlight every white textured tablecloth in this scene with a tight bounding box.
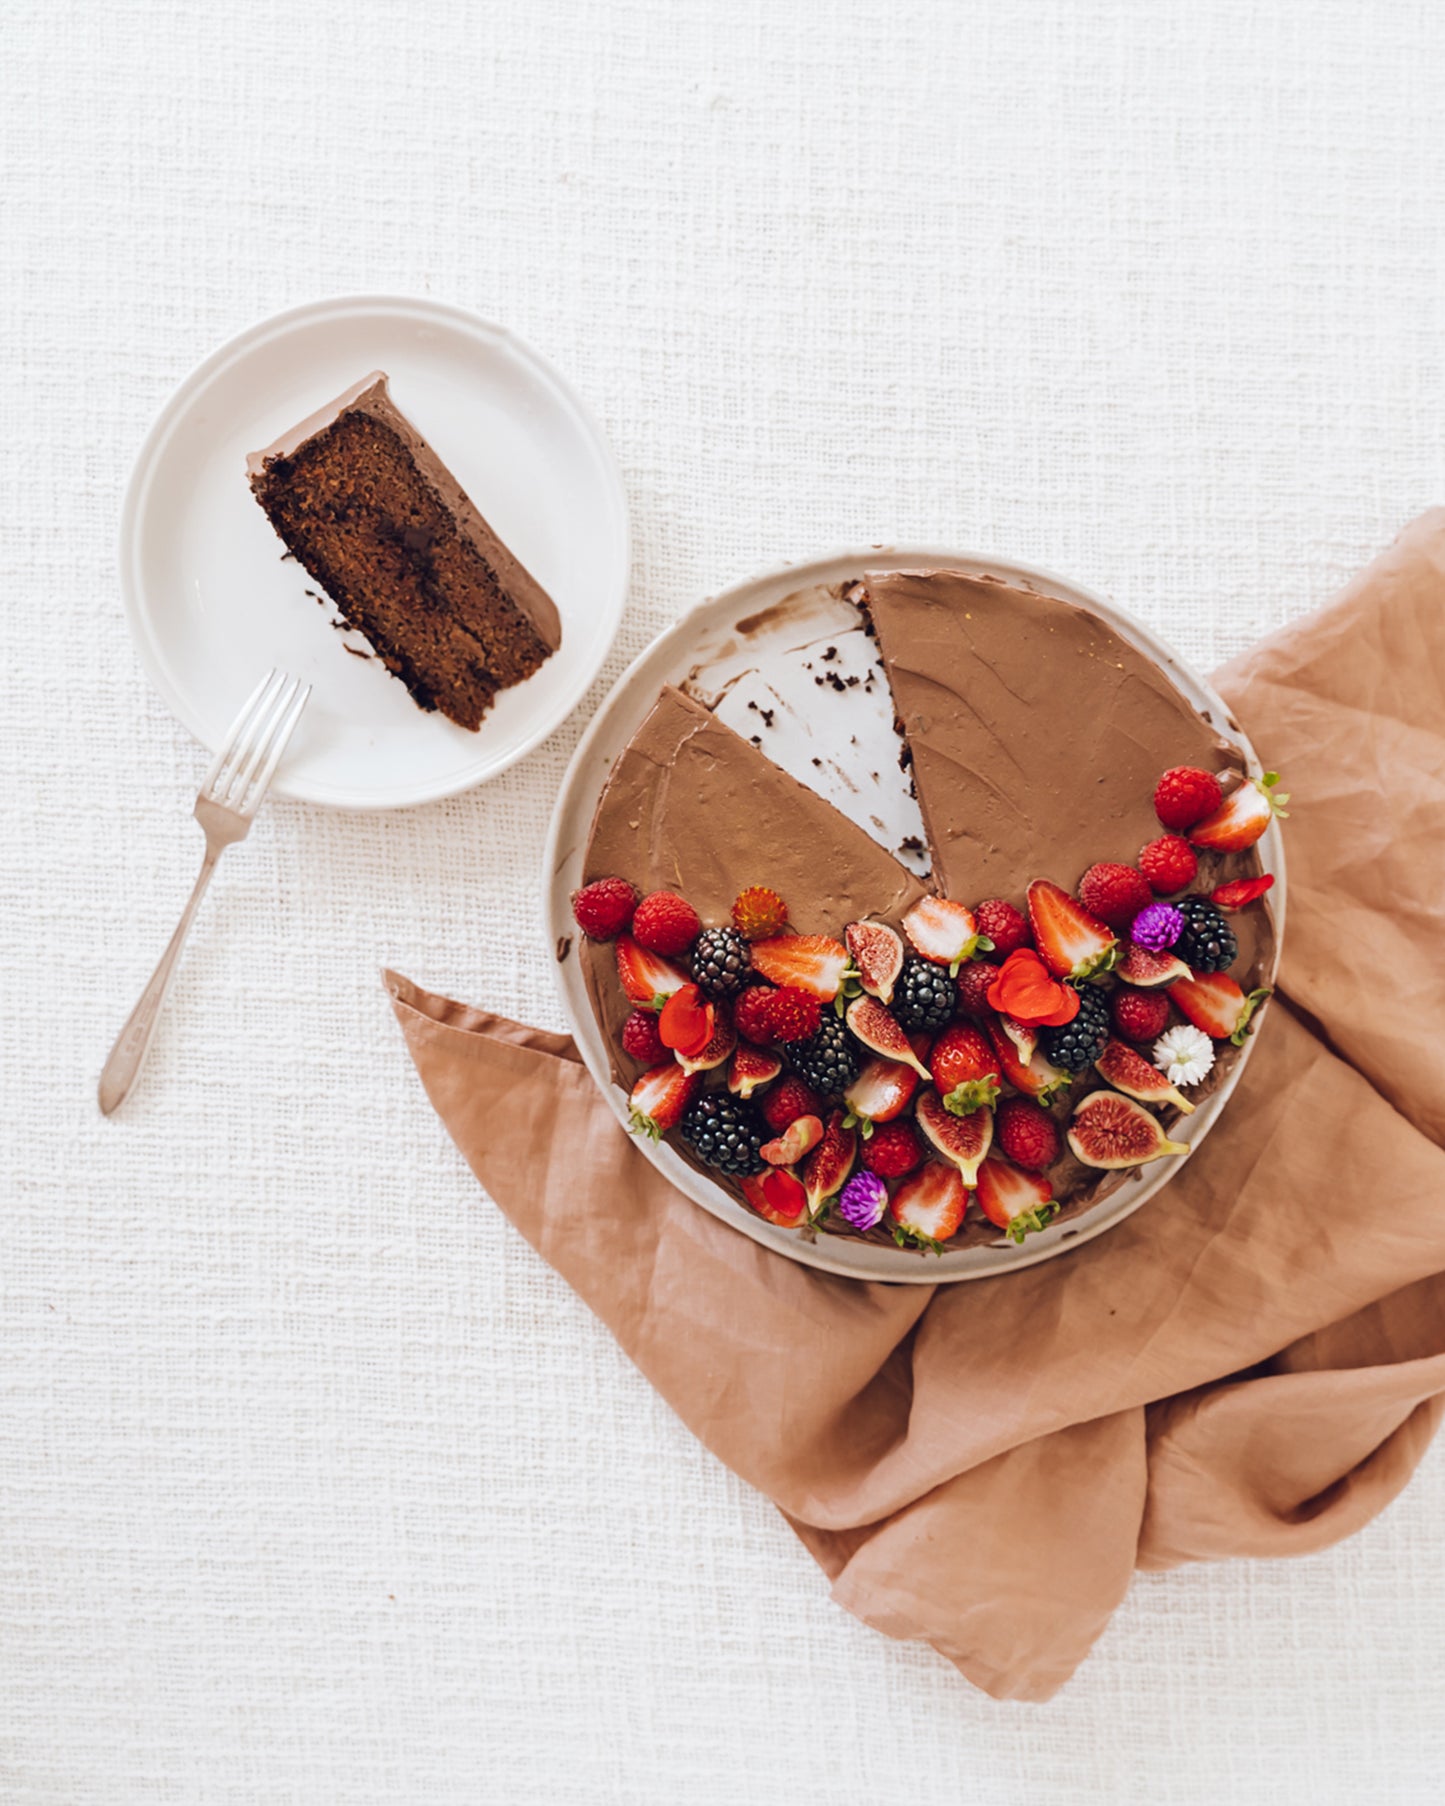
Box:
[5,1,1445,1800]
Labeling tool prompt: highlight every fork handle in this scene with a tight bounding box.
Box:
[98,847,221,1115]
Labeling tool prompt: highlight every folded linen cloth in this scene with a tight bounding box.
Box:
[388,510,1445,1701]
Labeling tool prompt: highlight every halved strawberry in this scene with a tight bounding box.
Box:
[728,1045,782,1098]
[845,920,904,1004]
[1026,880,1119,981]
[1171,971,1272,1045]
[889,1162,967,1251]
[1188,772,1289,852]
[845,996,931,1078]
[627,1063,699,1138]
[741,1167,809,1227]
[842,1057,919,1136]
[974,1156,1058,1245]
[749,933,851,1000]
[802,1110,856,1214]
[657,983,714,1058]
[760,1113,824,1166]
[902,897,988,972]
[675,1006,737,1075]
[615,935,691,1009]
[984,1018,1073,1105]
[928,1022,1001,1115]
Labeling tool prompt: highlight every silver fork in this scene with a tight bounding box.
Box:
[98,669,311,1115]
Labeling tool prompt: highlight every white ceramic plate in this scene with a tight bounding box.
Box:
[120,296,629,808]
[545,548,1285,1285]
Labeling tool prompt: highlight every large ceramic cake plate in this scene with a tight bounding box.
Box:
[545,549,1285,1285]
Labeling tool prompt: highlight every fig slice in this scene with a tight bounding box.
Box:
[1094,1038,1195,1114]
[845,995,931,1077]
[675,1008,737,1076]
[760,1113,824,1166]
[915,1088,993,1185]
[1067,1090,1190,1169]
[802,1109,857,1216]
[845,920,904,1004]
[1115,943,1191,988]
[727,1045,782,1098]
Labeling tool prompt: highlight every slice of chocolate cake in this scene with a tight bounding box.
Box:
[247,373,561,730]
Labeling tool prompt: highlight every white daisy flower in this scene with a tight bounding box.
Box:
[1153,1024,1215,1088]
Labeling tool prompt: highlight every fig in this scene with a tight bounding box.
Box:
[727,1045,782,1098]
[1067,1091,1190,1169]
[845,996,931,1078]
[675,1008,737,1076]
[741,1167,808,1227]
[846,920,904,1005]
[1094,1038,1195,1114]
[1116,943,1191,988]
[802,1109,857,1215]
[760,1114,824,1166]
[999,1015,1037,1063]
[915,1088,993,1185]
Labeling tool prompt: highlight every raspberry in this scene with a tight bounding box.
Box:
[1138,834,1198,896]
[630,890,701,956]
[732,984,779,1045]
[994,1097,1060,1172]
[620,1009,667,1064]
[1153,767,1223,832]
[1110,986,1170,1044]
[861,1119,923,1178]
[955,961,996,1018]
[761,1074,824,1133]
[1077,863,1153,932]
[974,898,1029,959]
[760,985,822,1044]
[571,876,637,940]
[731,885,789,940]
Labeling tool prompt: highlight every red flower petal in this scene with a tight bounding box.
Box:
[1209,874,1276,910]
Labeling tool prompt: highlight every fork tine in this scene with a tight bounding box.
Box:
[220,674,300,810]
[234,679,310,816]
[202,669,280,799]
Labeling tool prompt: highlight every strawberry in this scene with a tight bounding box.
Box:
[1138,834,1198,895]
[1110,986,1170,1044]
[973,898,1029,959]
[627,1063,698,1138]
[760,1113,824,1166]
[750,934,850,1000]
[1210,873,1276,910]
[732,984,779,1045]
[1153,766,1223,832]
[955,961,997,1018]
[728,1045,782,1098]
[860,1119,922,1178]
[985,1018,1073,1105]
[761,1074,824,1132]
[615,935,690,1009]
[1077,863,1153,932]
[1026,879,1119,981]
[732,885,789,940]
[741,1167,809,1227]
[889,1163,967,1251]
[802,1110,857,1214]
[631,890,702,956]
[974,1157,1057,1244]
[1188,772,1289,852]
[571,876,638,940]
[620,1009,667,1065]
[903,897,988,972]
[929,1022,1001,1115]
[1171,971,1272,1045]
[993,1097,1060,1172]
[761,986,823,1044]
[842,1057,919,1136]
[657,983,714,1058]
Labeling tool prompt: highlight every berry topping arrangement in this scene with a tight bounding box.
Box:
[573,759,1283,1256]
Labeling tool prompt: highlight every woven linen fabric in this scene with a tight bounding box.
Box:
[4,0,1445,1801]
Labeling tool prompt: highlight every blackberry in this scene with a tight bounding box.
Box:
[1041,983,1110,1072]
[892,956,956,1032]
[788,1013,860,1098]
[680,1091,765,1177]
[690,926,752,999]
[1173,896,1238,974]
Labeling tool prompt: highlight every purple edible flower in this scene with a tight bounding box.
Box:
[1131,902,1185,951]
[838,1170,888,1232]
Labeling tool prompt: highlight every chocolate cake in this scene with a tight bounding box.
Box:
[247,373,560,729]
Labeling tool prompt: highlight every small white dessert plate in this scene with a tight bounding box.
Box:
[120,296,629,808]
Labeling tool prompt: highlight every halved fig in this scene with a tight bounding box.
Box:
[1067,1091,1189,1169]
[1094,1038,1195,1114]
[760,1114,824,1166]
[1115,943,1191,988]
[915,1088,993,1185]
[846,920,904,1005]
[741,1167,808,1227]
[802,1109,857,1215]
[845,995,931,1078]
[675,1008,737,1075]
[727,1045,782,1098]
[999,1015,1037,1063]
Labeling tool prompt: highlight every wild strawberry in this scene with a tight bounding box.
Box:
[571,876,638,940]
[750,934,850,1000]
[1077,863,1153,932]
[1110,986,1170,1044]
[993,1097,1060,1172]
[732,984,780,1045]
[727,1045,782,1098]
[1171,971,1273,1044]
[631,890,702,956]
[889,1163,967,1250]
[1138,834,1198,895]
[761,986,823,1044]
[741,1167,809,1227]
[955,961,997,1018]
[903,897,987,971]
[929,1022,1001,1115]
[615,936,691,1009]
[860,1119,923,1178]
[620,1008,667,1065]
[1026,880,1119,981]
[1210,874,1276,910]
[731,885,789,940]
[761,1074,824,1133]
[627,1063,698,1138]
[760,1113,824,1166]
[1188,773,1289,852]
[973,899,1028,959]
[1153,766,1223,832]
[657,983,714,1058]
[974,1157,1057,1244]
[842,1057,919,1135]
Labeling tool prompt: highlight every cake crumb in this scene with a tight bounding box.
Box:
[342,643,373,660]
[555,935,572,962]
